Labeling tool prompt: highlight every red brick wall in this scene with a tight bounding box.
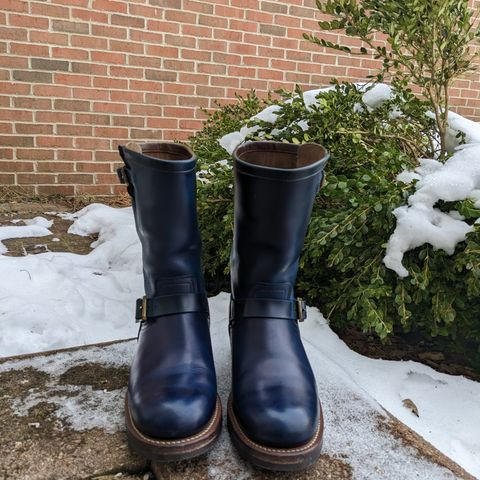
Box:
[1,0,479,195]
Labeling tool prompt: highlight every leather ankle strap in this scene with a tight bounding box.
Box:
[229,297,306,323]
[135,293,209,322]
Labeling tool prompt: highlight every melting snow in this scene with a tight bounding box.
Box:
[385,145,480,277]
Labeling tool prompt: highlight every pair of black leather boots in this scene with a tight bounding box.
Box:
[118,140,329,471]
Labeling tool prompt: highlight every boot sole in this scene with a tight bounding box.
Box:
[227,394,324,472]
[125,394,222,462]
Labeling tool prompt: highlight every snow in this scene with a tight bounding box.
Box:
[0,204,140,355]
[1,203,479,477]
[385,145,480,277]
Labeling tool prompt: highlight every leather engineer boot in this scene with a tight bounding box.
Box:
[118,142,221,462]
[228,141,329,471]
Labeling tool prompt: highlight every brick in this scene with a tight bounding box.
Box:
[127,55,161,68]
[150,0,181,7]
[76,162,111,172]
[71,35,108,49]
[92,24,127,39]
[3,0,28,12]
[37,162,75,172]
[181,49,212,61]
[111,40,144,54]
[183,0,214,13]
[36,111,72,123]
[18,173,57,184]
[93,77,128,89]
[31,58,70,72]
[148,19,180,33]
[76,184,112,195]
[0,148,14,160]
[111,14,145,28]
[92,102,127,114]
[0,136,33,147]
[31,3,69,18]
[52,20,90,34]
[0,173,15,183]
[17,149,54,160]
[74,137,110,149]
[75,113,111,125]
[13,70,52,83]
[259,24,286,36]
[30,31,68,45]
[38,185,75,195]
[16,123,53,134]
[261,1,287,14]
[13,97,52,110]
[110,90,143,103]
[110,66,144,78]
[11,42,49,56]
[113,116,144,127]
[55,73,91,86]
[145,69,177,81]
[75,185,112,195]
[54,99,91,111]
[164,59,195,72]
[58,149,92,161]
[57,124,93,136]
[36,136,73,148]
[72,8,109,23]
[198,15,228,27]
[9,14,49,29]
[92,0,127,13]
[0,26,28,41]
[0,109,32,121]
[182,25,212,38]
[71,62,108,75]
[0,161,33,172]
[0,123,13,134]
[165,34,196,48]
[33,84,71,97]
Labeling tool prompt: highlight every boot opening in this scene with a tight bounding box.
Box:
[140,143,194,161]
[235,142,327,169]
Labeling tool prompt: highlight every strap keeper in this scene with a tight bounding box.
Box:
[116,166,130,186]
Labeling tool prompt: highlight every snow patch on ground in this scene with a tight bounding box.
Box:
[0,204,141,355]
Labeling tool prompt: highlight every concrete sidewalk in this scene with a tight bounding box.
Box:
[0,339,474,480]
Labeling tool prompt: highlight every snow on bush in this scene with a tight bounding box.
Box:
[218,83,480,278]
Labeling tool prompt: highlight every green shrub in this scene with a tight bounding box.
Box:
[190,83,480,363]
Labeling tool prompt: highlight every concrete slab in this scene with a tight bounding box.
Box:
[0,337,474,480]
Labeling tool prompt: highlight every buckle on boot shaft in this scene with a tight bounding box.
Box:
[135,296,148,323]
[135,293,210,323]
[296,298,306,322]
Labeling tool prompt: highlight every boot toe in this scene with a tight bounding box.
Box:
[235,398,319,448]
[128,386,216,439]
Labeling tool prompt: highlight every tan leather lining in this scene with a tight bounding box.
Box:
[140,143,193,161]
[236,143,326,169]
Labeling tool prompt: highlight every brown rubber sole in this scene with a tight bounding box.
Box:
[125,394,222,462]
[227,395,324,471]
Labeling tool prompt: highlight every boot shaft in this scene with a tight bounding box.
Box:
[118,142,205,297]
[231,142,329,300]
